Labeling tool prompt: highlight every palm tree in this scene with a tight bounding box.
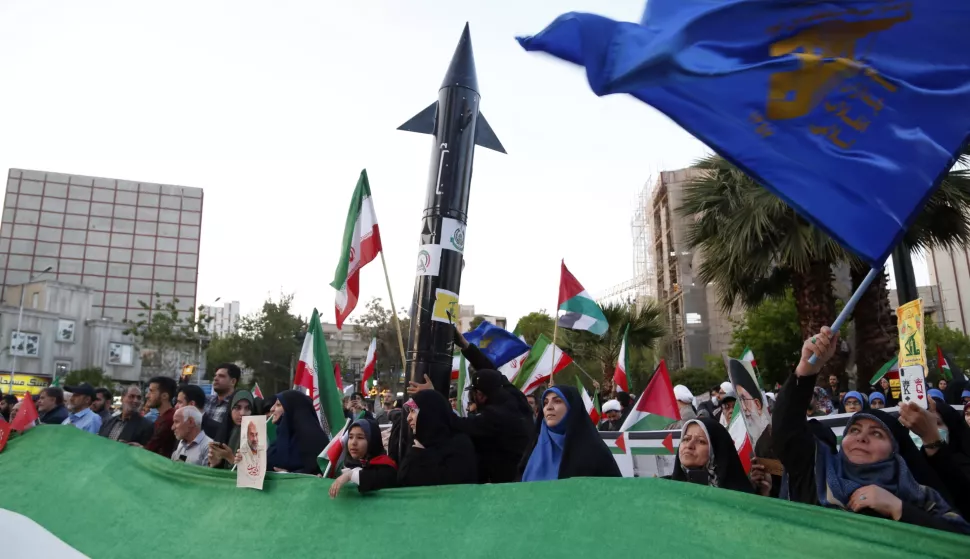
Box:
[568,300,666,388]
[680,149,970,385]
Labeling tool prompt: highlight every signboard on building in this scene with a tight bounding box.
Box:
[0,373,53,396]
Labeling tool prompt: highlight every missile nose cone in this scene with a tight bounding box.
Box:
[440,22,479,93]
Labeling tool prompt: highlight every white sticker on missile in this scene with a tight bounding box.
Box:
[415,244,442,277]
[441,218,466,254]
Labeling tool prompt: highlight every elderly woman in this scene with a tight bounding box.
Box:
[668,417,770,495]
[519,386,620,482]
[773,328,970,534]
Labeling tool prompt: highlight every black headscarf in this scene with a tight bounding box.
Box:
[519,385,620,480]
[412,390,456,448]
[933,393,970,458]
[342,418,393,468]
[672,416,754,493]
[215,389,256,447]
[268,390,330,474]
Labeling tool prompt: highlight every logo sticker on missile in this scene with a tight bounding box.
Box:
[431,288,459,324]
[441,218,466,254]
[415,244,442,277]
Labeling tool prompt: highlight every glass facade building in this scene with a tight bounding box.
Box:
[1,169,203,322]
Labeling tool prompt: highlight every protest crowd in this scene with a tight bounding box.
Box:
[3,323,970,538]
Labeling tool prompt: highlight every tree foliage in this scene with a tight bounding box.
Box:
[925,321,970,383]
[728,292,803,389]
[669,366,724,395]
[63,367,112,388]
[228,295,305,396]
[353,298,410,393]
[468,315,487,330]
[512,311,557,346]
[123,294,212,381]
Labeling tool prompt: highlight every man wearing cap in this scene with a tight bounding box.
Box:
[62,383,103,434]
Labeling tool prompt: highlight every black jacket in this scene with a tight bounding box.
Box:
[451,370,534,484]
[773,374,970,534]
[347,418,398,494]
[98,412,153,445]
[398,390,478,487]
[518,385,620,480]
[40,405,69,425]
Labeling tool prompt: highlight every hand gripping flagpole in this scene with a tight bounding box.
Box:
[807,266,881,365]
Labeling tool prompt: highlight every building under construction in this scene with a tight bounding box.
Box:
[632,168,740,371]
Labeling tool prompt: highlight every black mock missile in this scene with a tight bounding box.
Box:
[398,23,506,395]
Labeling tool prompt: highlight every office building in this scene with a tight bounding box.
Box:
[457,304,507,332]
[2,169,203,323]
[205,300,241,337]
[926,245,970,334]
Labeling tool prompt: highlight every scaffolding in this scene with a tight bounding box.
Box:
[631,175,656,307]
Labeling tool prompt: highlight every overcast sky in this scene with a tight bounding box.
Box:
[0,0,927,329]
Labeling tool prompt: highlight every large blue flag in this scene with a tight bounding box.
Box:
[463,321,531,368]
[518,2,970,266]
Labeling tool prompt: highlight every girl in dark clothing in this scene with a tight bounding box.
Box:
[262,390,329,475]
[668,417,760,494]
[328,418,397,497]
[519,386,620,481]
[210,390,256,468]
[773,328,970,535]
[398,391,478,488]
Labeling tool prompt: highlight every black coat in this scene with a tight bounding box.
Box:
[398,390,477,488]
[773,374,970,534]
[346,418,398,494]
[518,386,620,480]
[98,413,153,445]
[39,405,68,425]
[450,370,534,484]
[670,416,754,493]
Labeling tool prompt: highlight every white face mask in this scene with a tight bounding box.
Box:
[711,397,719,407]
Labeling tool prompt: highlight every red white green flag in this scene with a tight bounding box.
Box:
[513,333,572,395]
[619,360,680,431]
[740,347,757,369]
[361,338,378,393]
[331,170,382,329]
[578,381,601,424]
[557,260,608,336]
[614,323,630,392]
[317,418,351,478]
[252,383,264,400]
[937,345,951,381]
[294,309,346,437]
[727,403,753,473]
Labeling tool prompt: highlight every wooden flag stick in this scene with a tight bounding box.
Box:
[380,251,408,376]
[550,311,560,387]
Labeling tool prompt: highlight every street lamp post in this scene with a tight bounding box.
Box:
[9,266,54,394]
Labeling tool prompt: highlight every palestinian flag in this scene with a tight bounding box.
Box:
[938,345,951,381]
[727,403,753,474]
[456,353,472,417]
[331,169,382,329]
[513,334,572,395]
[294,309,346,437]
[361,338,378,393]
[619,360,680,431]
[252,383,264,400]
[318,418,351,478]
[557,260,608,336]
[577,381,601,424]
[614,323,630,392]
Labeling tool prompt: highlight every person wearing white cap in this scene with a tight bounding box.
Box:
[598,399,624,431]
[718,383,738,428]
[667,385,698,429]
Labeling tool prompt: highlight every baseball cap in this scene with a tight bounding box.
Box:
[465,370,504,395]
[63,383,96,398]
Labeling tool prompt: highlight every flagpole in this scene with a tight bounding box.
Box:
[808,266,880,365]
[550,313,559,387]
[379,251,408,376]
[570,359,596,383]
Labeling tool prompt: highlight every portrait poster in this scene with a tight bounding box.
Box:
[237,416,267,490]
[727,358,771,456]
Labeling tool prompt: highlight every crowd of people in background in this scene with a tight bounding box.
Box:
[3,326,970,537]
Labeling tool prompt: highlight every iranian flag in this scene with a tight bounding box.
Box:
[727,404,753,473]
[614,324,630,392]
[451,352,461,381]
[868,356,899,385]
[513,333,573,395]
[741,347,757,369]
[456,353,472,417]
[294,309,346,437]
[577,381,601,424]
[619,360,680,431]
[318,418,351,478]
[331,169,383,329]
[252,383,264,400]
[937,345,952,381]
[557,260,608,336]
[499,337,529,383]
[361,338,378,393]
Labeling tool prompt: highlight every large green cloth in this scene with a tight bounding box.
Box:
[1,426,967,558]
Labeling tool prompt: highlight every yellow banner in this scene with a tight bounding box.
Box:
[0,373,53,396]
[896,298,926,369]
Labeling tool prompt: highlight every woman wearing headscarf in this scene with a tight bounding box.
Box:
[398,390,477,487]
[841,391,865,414]
[209,390,255,468]
[668,416,769,494]
[773,327,970,534]
[239,390,329,475]
[869,392,886,410]
[328,418,397,498]
[519,386,620,482]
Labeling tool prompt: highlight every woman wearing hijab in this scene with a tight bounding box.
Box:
[398,390,477,487]
[773,328,970,534]
[668,417,768,494]
[239,390,329,475]
[842,391,865,414]
[209,390,255,468]
[519,386,620,482]
[869,392,886,410]
[328,418,397,498]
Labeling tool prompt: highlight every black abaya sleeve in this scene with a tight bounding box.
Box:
[923,444,970,517]
[461,344,496,371]
[357,464,398,494]
[772,373,820,504]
